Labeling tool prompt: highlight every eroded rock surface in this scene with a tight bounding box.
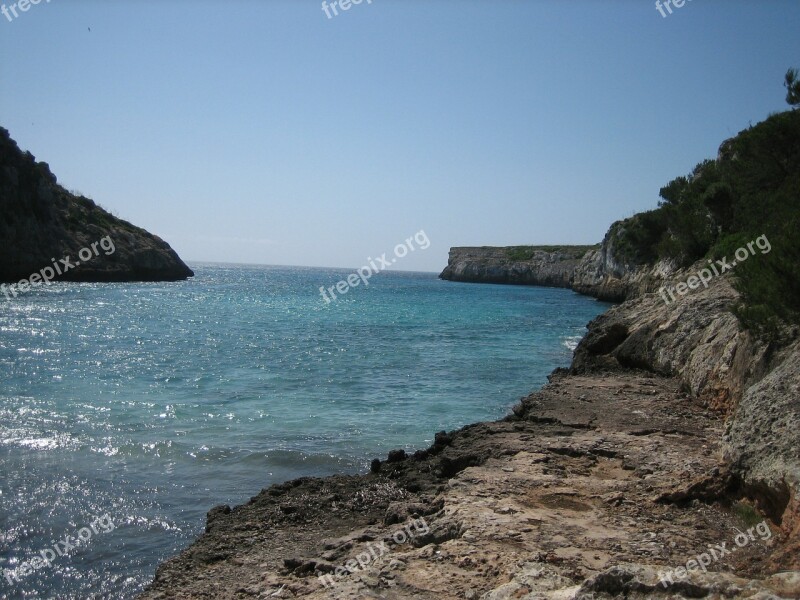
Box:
[138,372,798,599]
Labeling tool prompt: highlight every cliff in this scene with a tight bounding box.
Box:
[439,226,673,303]
[438,245,595,289]
[0,127,193,284]
[569,222,676,302]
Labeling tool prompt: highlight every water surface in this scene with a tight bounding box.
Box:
[0,264,609,598]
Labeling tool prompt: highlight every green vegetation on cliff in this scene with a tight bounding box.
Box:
[613,106,800,338]
[504,245,598,262]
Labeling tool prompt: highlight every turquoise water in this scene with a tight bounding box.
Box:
[0,264,609,599]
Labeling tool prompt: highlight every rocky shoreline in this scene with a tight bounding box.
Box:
[139,261,800,599]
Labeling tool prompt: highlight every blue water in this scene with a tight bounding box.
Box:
[0,264,609,599]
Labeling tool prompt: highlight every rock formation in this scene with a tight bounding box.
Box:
[0,127,193,284]
[438,245,594,290]
[439,227,671,303]
[572,264,800,577]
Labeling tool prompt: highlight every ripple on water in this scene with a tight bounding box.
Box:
[0,266,609,598]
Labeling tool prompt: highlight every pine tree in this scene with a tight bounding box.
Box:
[785,68,800,108]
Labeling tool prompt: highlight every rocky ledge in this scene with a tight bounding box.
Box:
[139,265,800,599]
[0,127,193,284]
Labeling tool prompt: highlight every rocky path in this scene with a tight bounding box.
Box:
[139,371,799,599]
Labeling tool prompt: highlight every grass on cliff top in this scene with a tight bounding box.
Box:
[65,193,144,236]
[504,245,599,262]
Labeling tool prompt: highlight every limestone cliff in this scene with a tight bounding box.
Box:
[439,223,676,303]
[0,127,193,283]
[439,245,596,290]
[726,338,800,571]
[570,222,676,301]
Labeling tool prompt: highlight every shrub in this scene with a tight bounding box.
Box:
[612,109,800,340]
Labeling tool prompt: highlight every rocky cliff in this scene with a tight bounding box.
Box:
[441,233,800,580]
[0,127,193,284]
[439,225,673,303]
[572,263,799,575]
[438,245,595,290]
[570,222,677,302]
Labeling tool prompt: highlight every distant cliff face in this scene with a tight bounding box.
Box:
[440,224,676,303]
[0,127,193,284]
[439,245,592,289]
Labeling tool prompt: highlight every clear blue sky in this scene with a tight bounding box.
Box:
[1,0,798,272]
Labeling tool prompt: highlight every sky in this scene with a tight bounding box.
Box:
[1,0,798,273]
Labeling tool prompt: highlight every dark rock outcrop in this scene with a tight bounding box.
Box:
[0,127,193,284]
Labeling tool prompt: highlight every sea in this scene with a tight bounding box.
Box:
[0,264,609,599]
